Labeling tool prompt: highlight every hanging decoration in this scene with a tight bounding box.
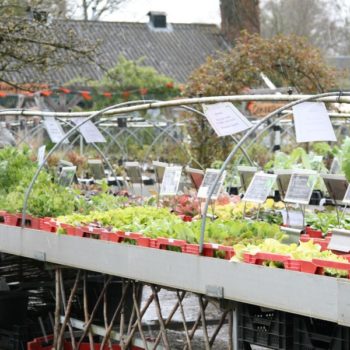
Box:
[0,81,181,103]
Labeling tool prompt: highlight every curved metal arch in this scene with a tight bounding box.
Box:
[58,119,128,162]
[21,99,160,226]
[181,105,254,167]
[234,112,293,166]
[56,118,119,183]
[101,127,130,158]
[141,121,201,168]
[199,91,350,253]
[16,123,44,147]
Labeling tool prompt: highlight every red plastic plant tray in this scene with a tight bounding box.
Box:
[27,216,41,230]
[27,335,144,350]
[202,243,234,260]
[149,238,158,248]
[305,226,323,238]
[300,235,330,251]
[156,237,186,252]
[60,223,77,236]
[284,259,301,271]
[117,231,143,244]
[243,252,290,265]
[39,218,56,232]
[99,230,119,242]
[136,236,151,247]
[184,243,200,255]
[3,213,19,226]
[78,225,102,239]
[312,258,350,278]
[286,259,317,274]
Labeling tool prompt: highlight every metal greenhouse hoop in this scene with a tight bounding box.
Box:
[199,91,350,252]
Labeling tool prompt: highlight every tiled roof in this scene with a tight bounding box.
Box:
[8,19,228,85]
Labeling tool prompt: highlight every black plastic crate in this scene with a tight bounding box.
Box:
[237,303,293,350]
[293,316,350,350]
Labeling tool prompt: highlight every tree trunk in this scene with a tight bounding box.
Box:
[82,0,88,20]
[220,0,260,44]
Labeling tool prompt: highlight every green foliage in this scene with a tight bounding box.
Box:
[0,147,75,217]
[186,31,339,168]
[0,146,37,190]
[311,142,332,157]
[340,137,350,181]
[58,206,286,247]
[75,55,180,109]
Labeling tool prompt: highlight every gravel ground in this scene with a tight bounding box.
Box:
[140,287,231,349]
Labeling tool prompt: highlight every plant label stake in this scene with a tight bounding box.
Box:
[243,172,277,204]
[284,171,318,228]
[329,229,350,252]
[160,166,182,196]
[243,172,277,220]
[37,145,46,167]
[321,174,348,225]
[237,166,257,192]
[197,169,226,200]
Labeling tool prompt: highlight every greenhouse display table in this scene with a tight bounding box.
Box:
[0,224,349,327]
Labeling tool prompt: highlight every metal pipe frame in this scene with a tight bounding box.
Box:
[199,91,350,252]
[234,112,293,166]
[21,100,159,227]
[3,94,350,118]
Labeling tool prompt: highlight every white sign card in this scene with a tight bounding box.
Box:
[160,166,182,196]
[44,117,69,144]
[284,172,318,205]
[197,169,226,199]
[124,161,142,183]
[237,166,258,191]
[37,145,46,167]
[243,173,277,204]
[292,102,336,143]
[342,184,350,205]
[281,210,304,228]
[58,166,77,187]
[202,102,252,137]
[321,174,348,203]
[71,117,106,143]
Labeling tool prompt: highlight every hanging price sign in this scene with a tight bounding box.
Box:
[284,172,318,205]
[160,166,182,196]
[243,173,277,204]
[203,102,252,137]
[71,117,106,143]
[44,117,69,144]
[197,169,226,199]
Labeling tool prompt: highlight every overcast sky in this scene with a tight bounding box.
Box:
[103,0,221,24]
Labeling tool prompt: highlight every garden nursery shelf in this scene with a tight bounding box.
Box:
[0,224,350,327]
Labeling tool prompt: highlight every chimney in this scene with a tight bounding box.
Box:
[147,11,167,29]
[220,0,260,44]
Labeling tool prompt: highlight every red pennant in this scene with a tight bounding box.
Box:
[139,87,148,96]
[41,90,53,97]
[122,91,130,100]
[59,87,71,94]
[80,91,92,100]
